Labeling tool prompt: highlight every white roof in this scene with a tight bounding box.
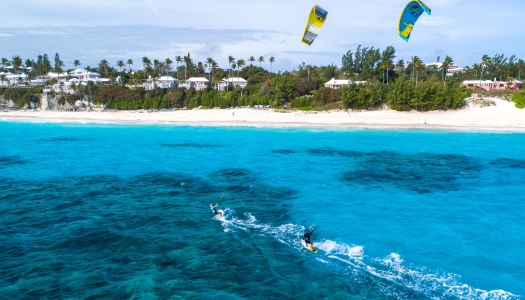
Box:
[157,76,177,81]
[186,77,209,82]
[463,80,493,84]
[5,74,28,78]
[425,62,443,68]
[68,78,81,82]
[325,78,351,85]
[48,72,67,77]
[222,77,247,83]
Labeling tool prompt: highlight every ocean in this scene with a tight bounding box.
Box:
[0,121,523,299]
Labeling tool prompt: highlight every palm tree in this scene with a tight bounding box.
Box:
[99,59,110,79]
[116,60,125,85]
[206,57,214,81]
[211,60,218,89]
[228,56,235,78]
[142,57,151,81]
[12,55,23,74]
[382,59,394,84]
[231,62,237,76]
[409,56,419,80]
[197,62,204,76]
[480,55,489,84]
[236,59,245,84]
[258,56,264,68]
[127,59,134,77]
[175,56,182,80]
[471,64,480,80]
[516,59,525,81]
[165,58,173,76]
[183,53,193,81]
[269,57,275,72]
[72,59,81,70]
[395,59,404,73]
[415,60,425,85]
[248,56,255,65]
[441,56,453,82]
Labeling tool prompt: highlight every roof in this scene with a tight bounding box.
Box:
[325,78,351,85]
[221,77,247,83]
[186,77,209,82]
[463,80,494,84]
[48,72,68,77]
[69,68,86,75]
[157,76,178,81]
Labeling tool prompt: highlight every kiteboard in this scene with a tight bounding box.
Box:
[301,240,318,253]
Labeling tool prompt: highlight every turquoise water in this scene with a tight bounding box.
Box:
[0,121,524,299]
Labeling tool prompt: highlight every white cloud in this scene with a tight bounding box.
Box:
[0,0,524,70]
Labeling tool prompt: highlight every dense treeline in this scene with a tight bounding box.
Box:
[3,45,524,111]
[0,87,43,107]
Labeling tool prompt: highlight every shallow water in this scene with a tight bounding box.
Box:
[0,121,524,299]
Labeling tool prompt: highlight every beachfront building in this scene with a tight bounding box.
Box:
[1,65,33,74]
[179,77,209,91]
[30,77,48,87]
[0,73,29,86]
[48,78,86,94]
[47,72,68,82]
[77,71,101,82]
[425,62,465,76]
[217,77,247,91]
[143,76,179,90]
[462,78,522,91]
[324,78,366,89]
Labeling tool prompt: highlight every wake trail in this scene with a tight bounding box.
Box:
[215,209,520,300]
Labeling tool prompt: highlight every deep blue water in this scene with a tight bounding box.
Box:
[0,121,524,299]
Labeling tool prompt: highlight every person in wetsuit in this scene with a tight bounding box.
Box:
[304,227,316,246]
[210,204,222,216]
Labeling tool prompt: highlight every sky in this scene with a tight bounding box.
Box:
[1,0,524,72]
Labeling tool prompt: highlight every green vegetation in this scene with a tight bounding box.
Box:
[3,46,523,111]
[512,92,525,109]
[0,87,43,108]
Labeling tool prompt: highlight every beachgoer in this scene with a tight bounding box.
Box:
[304,227,315,246]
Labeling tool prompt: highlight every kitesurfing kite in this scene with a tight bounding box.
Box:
[398,0,431,41]
[301,5,328,46]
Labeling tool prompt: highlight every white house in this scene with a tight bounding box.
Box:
[324,78,366,89]
[0,73,29,86]
[180,77,209,91]
[463,78,522,91]
[47,72,68,82]
[78,72,101,82]
[69,69,102,83]
[425,62,465,76]
[144,76,179,90]
[30,78,48,87]
[217,77,247,91]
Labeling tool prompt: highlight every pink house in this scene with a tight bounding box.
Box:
[462,78,522,91]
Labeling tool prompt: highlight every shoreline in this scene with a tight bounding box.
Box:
[1,98,524,132]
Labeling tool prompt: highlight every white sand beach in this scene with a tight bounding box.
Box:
[1,97,524,130]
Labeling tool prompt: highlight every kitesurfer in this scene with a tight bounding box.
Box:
[304,226,316,246]
[210,203,222,216]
